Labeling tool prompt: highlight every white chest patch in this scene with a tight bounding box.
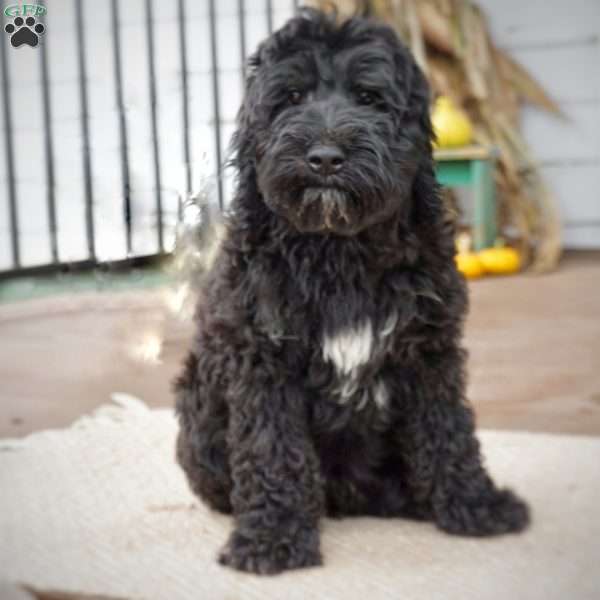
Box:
[322,316,398,413]
[322,320,374,376]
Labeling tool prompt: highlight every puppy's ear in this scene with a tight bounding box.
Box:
[404,60,448,233]
[230,45,265,171]
[406,60,434,155]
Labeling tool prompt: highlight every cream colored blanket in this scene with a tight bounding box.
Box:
[1,395,598,600]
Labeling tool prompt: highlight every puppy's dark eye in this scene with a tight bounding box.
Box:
[356,90,377,106]
[288,90,303,105]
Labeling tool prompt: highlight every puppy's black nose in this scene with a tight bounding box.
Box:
[306,144,345,175]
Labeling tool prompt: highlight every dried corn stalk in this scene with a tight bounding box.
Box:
[313,0,563,271]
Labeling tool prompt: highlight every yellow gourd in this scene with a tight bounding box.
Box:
[478,246,521,275]
[454,233,484,279]
[456,253,485,279]
[432,96,473,148]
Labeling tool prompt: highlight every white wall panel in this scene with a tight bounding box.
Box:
[272,0,296,31]
[153,6,185,252]
[520,103,600,164]
[120,0,159,257]
[47,0,88,263]
[217,4,243,208]
[479,0,600,248]
[510,43,600,104]
[245,10,269,61]
[542,164,600,224]
[83,0,127,262]
[0,34,13,270]
[185,6,216,197]
[563,224,600,249]
[2,0,595,271]
[5,37,50,267]
[479,0,600,49]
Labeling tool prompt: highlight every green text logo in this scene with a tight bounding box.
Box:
[4,4,46,18]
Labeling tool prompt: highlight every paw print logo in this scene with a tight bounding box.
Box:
[4,16,45,48]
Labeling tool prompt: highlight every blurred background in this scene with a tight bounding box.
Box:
[0,0,599,438]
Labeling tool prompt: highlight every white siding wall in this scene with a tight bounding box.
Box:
[478,0,600,248]
[0,0,296,271]
[0,0,597,272]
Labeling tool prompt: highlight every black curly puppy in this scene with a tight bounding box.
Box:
[175,9,529,575]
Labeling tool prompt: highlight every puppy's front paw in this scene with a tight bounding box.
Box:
[435,488,530,536]
[218,523,322,575]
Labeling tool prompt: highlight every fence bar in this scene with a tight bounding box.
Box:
[208,0,223,210]
[145,0,163,253]
[0,32,20,268]
[110,0,132,255]
[266,0,273,34]
[74,0,95,261]
[39,28,58,263]
[177,0,191,218]
[238,0,247,83]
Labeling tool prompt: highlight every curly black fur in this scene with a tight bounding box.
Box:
[174,9,529,575]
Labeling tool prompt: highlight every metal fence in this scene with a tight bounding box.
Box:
[0,0,299,274]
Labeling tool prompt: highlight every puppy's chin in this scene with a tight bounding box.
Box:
[292,187,357,235]
[262,185,396,236]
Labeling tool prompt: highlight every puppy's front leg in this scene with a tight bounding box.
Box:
[219,382,324,575]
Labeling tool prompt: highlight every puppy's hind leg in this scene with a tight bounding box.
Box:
[396,348,530,536]
[175,352,232,514]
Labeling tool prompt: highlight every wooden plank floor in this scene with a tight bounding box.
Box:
[1,252,599,438]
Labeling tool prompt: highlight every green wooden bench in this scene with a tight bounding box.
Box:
[434,145,497,251]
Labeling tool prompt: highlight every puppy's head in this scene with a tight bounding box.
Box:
[233,9,433,236]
